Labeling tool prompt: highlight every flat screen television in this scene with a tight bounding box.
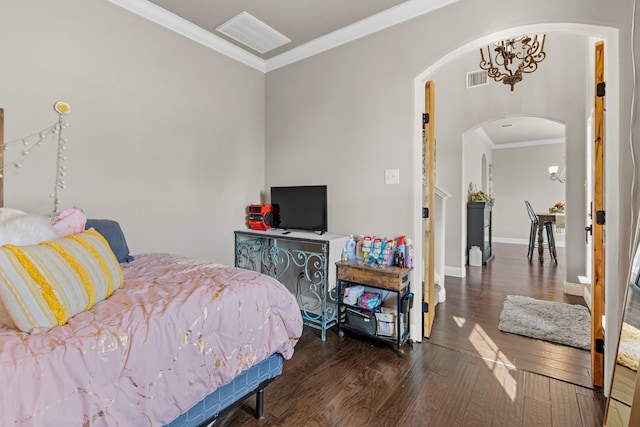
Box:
[270,185,327,233]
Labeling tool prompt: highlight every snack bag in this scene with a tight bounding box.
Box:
[382,239,395,266]
[370,237,383,264]
[355,237,364,262]
[362,236,373,262]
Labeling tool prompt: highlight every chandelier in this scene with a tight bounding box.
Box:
[479,35,547,91]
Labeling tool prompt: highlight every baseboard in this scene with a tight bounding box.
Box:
[564,281,584,296]
[445,266,465,278]
[493,237,565,248]
[564,281,591,310]
[583,283,592,311]
[493,237,528,245]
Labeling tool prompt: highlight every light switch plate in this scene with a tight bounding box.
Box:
[385,168,400,184]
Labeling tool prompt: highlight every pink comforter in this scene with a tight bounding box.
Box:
[0,253,303,426]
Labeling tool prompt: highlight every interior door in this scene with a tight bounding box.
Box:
[591,40,605,388]
[423,81,436,338]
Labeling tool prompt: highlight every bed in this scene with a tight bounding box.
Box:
[0,108,303,426]
[0,234,305,427]
[0,240,303,426]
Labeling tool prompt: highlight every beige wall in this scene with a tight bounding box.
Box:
[0,0,265,265]
[463,131,493,203]
[266,7,593,277]
[492,144,566,241]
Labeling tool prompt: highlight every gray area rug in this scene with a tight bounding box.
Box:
[498,295,591,350]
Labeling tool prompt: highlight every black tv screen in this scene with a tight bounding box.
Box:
[271,185,327,233]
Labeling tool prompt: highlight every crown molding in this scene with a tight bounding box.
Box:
[491,137,565,150]
[108,0,266,72]
[475,127,495,148]
[265,0,459,72]
[109,0,459,74]
[475,127,565,150]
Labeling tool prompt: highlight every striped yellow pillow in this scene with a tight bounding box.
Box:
[0,229,123,333]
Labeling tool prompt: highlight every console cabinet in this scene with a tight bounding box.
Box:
[234,229,348,341]
[467,201,494,265]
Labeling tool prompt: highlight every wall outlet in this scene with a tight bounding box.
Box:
[385,168,400,184]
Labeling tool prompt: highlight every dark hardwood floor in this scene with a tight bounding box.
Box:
[218,243,606,426]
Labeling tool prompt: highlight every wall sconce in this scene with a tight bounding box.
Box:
[548,165,565,183]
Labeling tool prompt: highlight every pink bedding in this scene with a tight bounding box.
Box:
[0,253,303,426]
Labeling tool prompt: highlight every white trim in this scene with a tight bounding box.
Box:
[583,283,593,311]
[565,281,585,297]
[445,266,466,278]
[475,127,495,147]
[493,237,528,245]
[476,128,564,150]
[108,0,461,73]
[265,0,459,72]
[435,185,452,199]
[108,0,266,71]
[491,137,565,150]
[493,236,565,248]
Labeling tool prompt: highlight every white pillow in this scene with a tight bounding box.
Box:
[0,208,60,327]
[0,209,59,246]
[0,207,28,222]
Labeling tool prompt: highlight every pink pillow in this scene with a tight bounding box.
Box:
[50,207,87,237]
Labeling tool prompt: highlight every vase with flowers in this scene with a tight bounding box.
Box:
[469,190,495,206]
[549,202,565,213]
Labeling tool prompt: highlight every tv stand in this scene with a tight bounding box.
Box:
[234,229,348,340]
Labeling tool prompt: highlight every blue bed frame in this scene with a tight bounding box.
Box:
[165,353,284,427]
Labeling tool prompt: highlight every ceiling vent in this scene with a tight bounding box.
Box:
[216,11,291,54]
[466,70,488,89]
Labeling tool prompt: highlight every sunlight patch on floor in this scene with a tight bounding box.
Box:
[453,316,466,327]
[468,322,518,401]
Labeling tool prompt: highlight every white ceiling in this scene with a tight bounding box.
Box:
[478,117,565,149]
[146,0,409,59]
[109,0,566,147]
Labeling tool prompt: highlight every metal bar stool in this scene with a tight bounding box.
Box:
[524,201,538,262]
[544,221,558,266]
[525,201,558,265]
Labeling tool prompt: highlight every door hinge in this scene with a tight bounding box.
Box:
[423,113,429,124]
[422,207,429,219]
[595,338,605,354]
[422,302,429,313]
[596,82,606,97]
[596,210,605,225]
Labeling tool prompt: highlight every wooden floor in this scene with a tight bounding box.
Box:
[218,243,606,426]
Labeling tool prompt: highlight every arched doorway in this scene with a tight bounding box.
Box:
[410,23,620,390]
